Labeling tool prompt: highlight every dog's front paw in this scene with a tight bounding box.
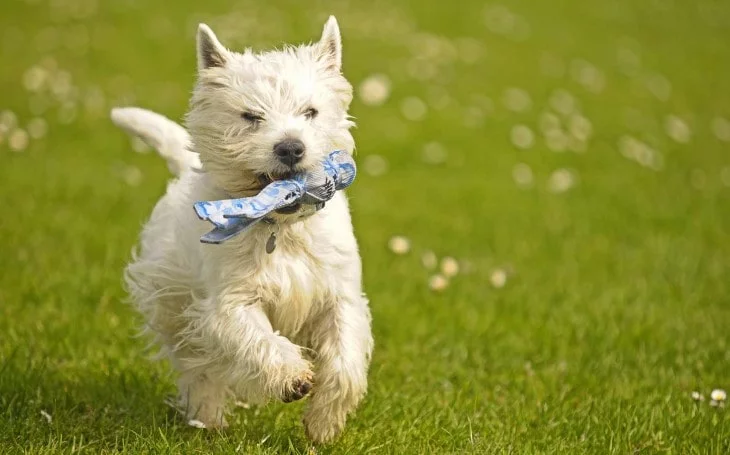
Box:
[282,372,313,403]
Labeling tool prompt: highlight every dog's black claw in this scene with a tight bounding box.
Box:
[282,379,312,403]
[299,381,312,395]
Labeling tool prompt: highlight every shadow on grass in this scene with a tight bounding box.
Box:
[0,352,313,453]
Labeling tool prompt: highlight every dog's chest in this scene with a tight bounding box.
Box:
[253,241,330,336]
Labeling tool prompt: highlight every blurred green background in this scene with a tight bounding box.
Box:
[1,0,729,453]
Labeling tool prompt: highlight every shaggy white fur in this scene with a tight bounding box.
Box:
[116,16,373,444]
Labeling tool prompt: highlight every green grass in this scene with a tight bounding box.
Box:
[1,0,729,453]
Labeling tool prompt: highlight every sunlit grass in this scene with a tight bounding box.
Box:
[0,0,728,453]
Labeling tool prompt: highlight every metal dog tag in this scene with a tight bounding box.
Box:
[265,232,277,254]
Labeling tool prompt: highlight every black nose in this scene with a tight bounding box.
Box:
[273,139,305,167]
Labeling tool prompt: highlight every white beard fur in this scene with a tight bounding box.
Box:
[114,16,373,444]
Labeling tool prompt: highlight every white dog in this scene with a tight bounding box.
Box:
[113,16,373,444]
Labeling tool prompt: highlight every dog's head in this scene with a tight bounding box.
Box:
[186,17,355,200]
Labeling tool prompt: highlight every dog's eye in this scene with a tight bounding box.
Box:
[304,107,318,120]
[241,111,264,123]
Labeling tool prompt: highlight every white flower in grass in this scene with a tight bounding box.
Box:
[27,118,48,139]
[8,129,29,152]
[388,236,410,255]
[363,154,388,177]
[400,97,427,121]
[0,110,17,129]
[571,59,606,93]
[665,115,691,144]
[549,89,577,116]
[512,163,534,188]
[358,74,391,107]
[502,87,532,113]
[618,135,663,171]
[440,257,459,277]
[429,274,449,292]
[711,117,730,142]
[510,124,535,150]
[548,168,577,194]
[645,72,672,102]
[122,165,143,187]
[421,142,448,165]
[691,391,704,401]
[568,114,593,142]
[539,111,561,133]
[711,389,726,402]
[490,268,507,288]
[23,66,48,92]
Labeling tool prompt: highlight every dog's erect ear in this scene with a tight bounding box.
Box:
[317,16,342,72]
[197,24,229,71]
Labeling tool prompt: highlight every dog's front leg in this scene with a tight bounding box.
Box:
[179,292,314,420]
[303,293,373,443]
[214,293,315,400]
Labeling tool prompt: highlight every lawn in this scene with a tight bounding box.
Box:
[1,0,729,453]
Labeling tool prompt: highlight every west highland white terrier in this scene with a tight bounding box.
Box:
[115,16,373,444]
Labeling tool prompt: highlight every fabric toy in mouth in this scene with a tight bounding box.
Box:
[193,150,356,244]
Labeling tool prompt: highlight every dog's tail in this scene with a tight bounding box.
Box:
[111,107,202,176]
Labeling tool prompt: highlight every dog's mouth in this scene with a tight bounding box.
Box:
[257,171,294,186]
[274,202,302,214]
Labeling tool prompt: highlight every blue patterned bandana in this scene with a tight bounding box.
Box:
[193,150,356,244]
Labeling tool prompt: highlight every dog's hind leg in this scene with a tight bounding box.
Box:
[176,369,230,429]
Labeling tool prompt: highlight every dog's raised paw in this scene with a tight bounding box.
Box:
[282,377,313,403]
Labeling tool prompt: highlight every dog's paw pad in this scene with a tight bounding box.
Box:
[282,378,312,403]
